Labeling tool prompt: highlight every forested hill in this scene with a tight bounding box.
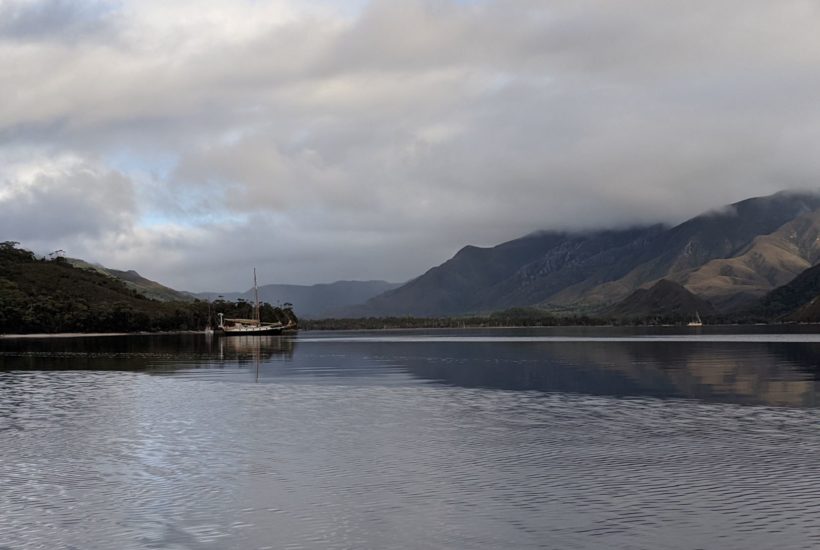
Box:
[66,258,193,302]
[0,242,291,334]
[749,262,820,322]
[603,279,717,321]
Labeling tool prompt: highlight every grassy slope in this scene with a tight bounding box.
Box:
[680,209,820,310]
[67,258,193,302]
[575,192,820,309]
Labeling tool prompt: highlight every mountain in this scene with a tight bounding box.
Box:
[750,262,820,321]
[349,191,820,317]
[194,280,401,318]
[570,191,820,308]
[0,243,297,334]
[665,209,820,310]
[602,279,717,320]
[350,227,664,317]
[67,258,193,302]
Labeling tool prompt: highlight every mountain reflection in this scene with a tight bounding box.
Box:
[3,332,820,407]
[398,341,820,407]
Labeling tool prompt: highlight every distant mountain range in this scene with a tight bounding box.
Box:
[65,258,400,319]
[346,191,820,318]
[54,190,820,324]
[193,281,402,319]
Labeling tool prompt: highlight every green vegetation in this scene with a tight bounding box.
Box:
[0,242,293,334]
[745,262,820,322]
[4,238,820,334]
[303,307,605,330]
[66,257,193,302]
[299,310,738,331]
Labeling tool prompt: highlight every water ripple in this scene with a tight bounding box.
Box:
[0,374,818,548]
[2,333,820,548]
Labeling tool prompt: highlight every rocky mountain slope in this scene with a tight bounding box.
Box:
[567,192,820,309]
[666,209,820,310]
[349,191,820,317]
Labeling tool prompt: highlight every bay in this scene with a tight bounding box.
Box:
[2,327,820,549]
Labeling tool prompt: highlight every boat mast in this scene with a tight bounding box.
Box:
[254,268,260,323]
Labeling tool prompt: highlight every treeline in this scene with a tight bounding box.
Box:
[0,241,779,334]
[300,308,745,331]
[0,242,294,334]
[303,308,604,330]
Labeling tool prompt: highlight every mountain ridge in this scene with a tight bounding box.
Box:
[194,280,402,319]
[347,191,820,317]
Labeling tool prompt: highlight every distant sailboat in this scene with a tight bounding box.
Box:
[204,301,214,335]
[687,311,703,327]
[215,269,297,335]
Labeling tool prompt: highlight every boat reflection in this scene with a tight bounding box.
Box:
[0,333,296,373]
[216,334,295,361]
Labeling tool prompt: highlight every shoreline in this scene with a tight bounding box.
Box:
[0,330,206,339]
[0,322,810,339]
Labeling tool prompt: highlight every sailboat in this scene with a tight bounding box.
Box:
[215,269,297,336]
[204,301,215,335]
[687,311,703,327]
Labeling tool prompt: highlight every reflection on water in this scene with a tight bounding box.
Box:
[2,329,820,549]
[394,340,820,407]
[4,330,820,406]
[0,333,295,372]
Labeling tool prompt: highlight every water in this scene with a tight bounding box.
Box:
[2,327,820,549]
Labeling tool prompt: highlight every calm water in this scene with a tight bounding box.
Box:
[2,327,820,549]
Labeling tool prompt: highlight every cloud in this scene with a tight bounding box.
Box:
[2,0,820,289]
[0,152,136,247]
[0,0,116,42]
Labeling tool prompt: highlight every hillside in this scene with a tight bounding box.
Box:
[750,263,820,321]
[68,258,193,302]
[671,209,820,310]
[348,227,664,317]
[196,280,401,318]
[349,191,820,317]
[0,242,197,332]
[603,279,717,320]
[564,191,820,308]
[0,242,289,333]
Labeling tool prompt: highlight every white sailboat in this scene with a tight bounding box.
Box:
[687,311,703,327]
[215,269,295,335]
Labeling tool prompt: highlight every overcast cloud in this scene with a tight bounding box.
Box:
[2,0,820,291]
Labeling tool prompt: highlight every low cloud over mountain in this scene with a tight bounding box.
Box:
[3,1,820,290]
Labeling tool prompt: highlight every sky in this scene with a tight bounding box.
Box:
[2,0,820,291]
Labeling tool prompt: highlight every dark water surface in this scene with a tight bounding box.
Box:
[2,327,820,549]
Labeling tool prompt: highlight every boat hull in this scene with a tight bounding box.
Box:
[215,325,284,336]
